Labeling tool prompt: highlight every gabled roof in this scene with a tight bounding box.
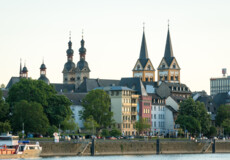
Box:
[6,77,21,89]
[119,77,147,96]
[59,92,87,105]
[76,78,120,93]
[164,29,174,66]
[51,83,75,93]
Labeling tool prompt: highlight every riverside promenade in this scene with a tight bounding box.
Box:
[37,139,230,157]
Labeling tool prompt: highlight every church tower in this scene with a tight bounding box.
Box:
[62,32,76,84]
[157,26,180,83]
[22,63,28,78]
[38,60,50,84]
[75,34,90,87]
[133,28,155,82]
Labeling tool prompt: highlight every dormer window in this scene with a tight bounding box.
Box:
[162,64,165,68]
[137,65,140,70]
[173,64,176,69]
[148,65,151,70]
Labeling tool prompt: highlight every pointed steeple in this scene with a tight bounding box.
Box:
[139,29,149,59]
[164,26,174,66]
[19,59,22,77]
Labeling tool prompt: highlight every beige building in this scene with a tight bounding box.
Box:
[99,86,139,136]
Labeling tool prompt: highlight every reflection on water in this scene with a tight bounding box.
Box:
[18,154,230,160]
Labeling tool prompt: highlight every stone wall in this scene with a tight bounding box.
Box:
[39,140,230,157]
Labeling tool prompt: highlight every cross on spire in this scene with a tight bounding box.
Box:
[69,31,71,41]
[143,22,145,32]
[82,29,84,39]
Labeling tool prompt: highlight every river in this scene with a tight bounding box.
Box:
[17,154,230,160]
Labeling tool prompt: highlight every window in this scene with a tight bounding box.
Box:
[154,121,156,127]
[137,65,140,70]
[148,65,151,70]
[173,64,176,69]
[154,106,156,111]
[162,64,165,68]
[154,114,156,119]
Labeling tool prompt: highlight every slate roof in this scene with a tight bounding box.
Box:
[38,75,50,84]
[95,86,134,91]
[119,77,147,96]
[51,83,75,93]
[76,78,120,93]
[63,60,75,72]
[139,31,149,60]
[59,92,87,105]
[164,29,174,66]
[213,92,230,107]
[76,59,90,71]
[6,77,21,89]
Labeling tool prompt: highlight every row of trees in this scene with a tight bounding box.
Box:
[0,79,77,136]
[176,98,230,137]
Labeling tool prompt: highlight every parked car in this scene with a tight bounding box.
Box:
[106,136,117,140]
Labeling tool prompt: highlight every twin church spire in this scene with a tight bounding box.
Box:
[133,24,180,83]
[63,31,90,87]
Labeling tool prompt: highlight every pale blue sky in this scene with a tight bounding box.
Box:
[0,0,230,94]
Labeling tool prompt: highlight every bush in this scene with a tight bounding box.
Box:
[109,128,121,137]
[47,125,59,137]
[101,129,109,137]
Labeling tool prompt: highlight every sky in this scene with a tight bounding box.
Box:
[0,0,230,94]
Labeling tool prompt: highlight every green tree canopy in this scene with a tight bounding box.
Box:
[11,100,49,134]
[0,121,11,133]
[176,98,211,135]
[215,105,230,126]
[134,117,151,135]
[45,94,72,127]
[80,89,113,130]
[61,117,79,132]
[221,119,230,135]
[84,116,99,135]
[0,90,9,122]
[176,115,201,135]
[7,79,72,129]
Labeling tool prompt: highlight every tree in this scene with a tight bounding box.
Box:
[207,126,217,137]
[84,116,99,135]
[45,95,72,127]
[0,90,9,122]
[176,98,211,135]
[80,89,113,130]
[110,128,121,137]
[216,105,230,126]
[221,119,230,135]
[47,125,59,137]
[176,115,201,135]
[0,121,11,133]
[11,100,49,134]
[61,118,79,133]
[7,79,72,129]
[134,117,151,135]
[101,129,109,137]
